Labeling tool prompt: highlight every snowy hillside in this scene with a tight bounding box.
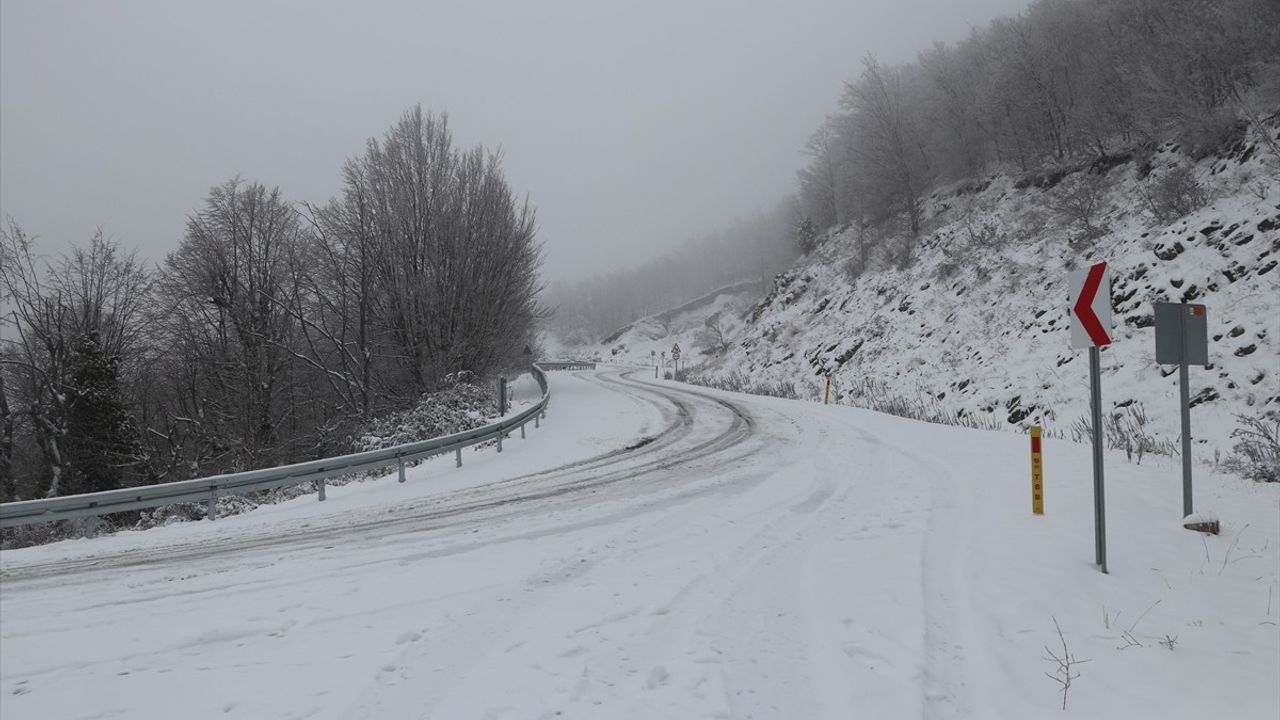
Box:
[697,129,1279,458]
[583,280,765,369]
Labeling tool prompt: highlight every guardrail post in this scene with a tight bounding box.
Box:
[497,431,503,453]
[456,447,462,467]
[317,478,326,501]
[535,413,539,429]
[83,513,98,539]
[207,493,216,520]
[521,422,526,439]
[398,457,406,483]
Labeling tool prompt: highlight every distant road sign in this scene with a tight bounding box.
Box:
[671,343,681,360]
[1068,261,1113,348]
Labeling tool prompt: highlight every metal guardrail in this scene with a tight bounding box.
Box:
[537,361,597,371]
[0,363,577,537]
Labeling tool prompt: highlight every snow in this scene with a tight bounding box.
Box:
[586,280,764,369]
[1182,510,1220,525]
[2,366,1276,719]
[693,137,1280,457]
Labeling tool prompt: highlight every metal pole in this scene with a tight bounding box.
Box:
[317,478,326,501]
[1089,347,1108,574]
[1177,353,1187,515]
[398,457,406,483]
[455,447,462,468]
[521,423,526,439]
[1172,302,1192,515]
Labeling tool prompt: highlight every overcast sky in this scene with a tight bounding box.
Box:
[1,0,1029,283]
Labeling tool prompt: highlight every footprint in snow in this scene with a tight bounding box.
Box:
[646,665,670,689]
[395,631,422,645]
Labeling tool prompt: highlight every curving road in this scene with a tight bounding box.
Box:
[5,366,1272,719]
[1,369,761,583]
[4,366,958,720]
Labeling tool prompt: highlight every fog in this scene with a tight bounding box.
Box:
[1,0,1028,283]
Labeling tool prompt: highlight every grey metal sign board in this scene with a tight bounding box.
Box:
[1154,302,1208,366]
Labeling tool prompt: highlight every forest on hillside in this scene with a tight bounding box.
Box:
[553,0,1280,346]
[795,0,1280,261]
[0,107,543,502]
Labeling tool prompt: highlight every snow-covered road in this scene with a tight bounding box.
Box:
[2,368,1277,719]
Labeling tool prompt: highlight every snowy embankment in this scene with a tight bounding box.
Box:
[587,280,764,369]
[2,367,1276,719]
[697,133,1279,457]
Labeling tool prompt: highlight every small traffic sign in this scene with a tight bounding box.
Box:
[671,343,681,360]
[1068,261,1112,348]
[1155,302,1208,366]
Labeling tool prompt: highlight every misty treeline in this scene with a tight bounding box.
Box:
[0,106,542,502]
[796,0,1280,256]
[545,204,798,343]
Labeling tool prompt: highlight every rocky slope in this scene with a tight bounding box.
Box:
[698,127,1279,458]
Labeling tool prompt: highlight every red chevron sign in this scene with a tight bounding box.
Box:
[1068,261,1113,348]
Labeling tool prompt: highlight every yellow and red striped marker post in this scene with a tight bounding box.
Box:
[1030,425,1044,515]
[824,375,832,405]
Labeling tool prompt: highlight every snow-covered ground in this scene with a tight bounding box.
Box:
[2,367,1277,719]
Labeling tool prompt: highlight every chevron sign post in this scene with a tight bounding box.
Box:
[1068,261,1112,574]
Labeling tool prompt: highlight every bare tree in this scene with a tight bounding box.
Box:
[842,56,932,244]
[333,106,545,393]
[798,120,843,229]
[155,178,302,473]
[0,373,14,501]
[695,312,734,356]
[1,223,152,497]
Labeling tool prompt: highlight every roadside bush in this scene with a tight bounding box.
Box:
[844,377,1004,431]
[686,371,798,399]
[1141,165,1208,223]
[1049,174,1110,244]
[1221,414,1280,482]
[1069,407,1176,464]
[1178,109,1247,160]
[355,380,493,452]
